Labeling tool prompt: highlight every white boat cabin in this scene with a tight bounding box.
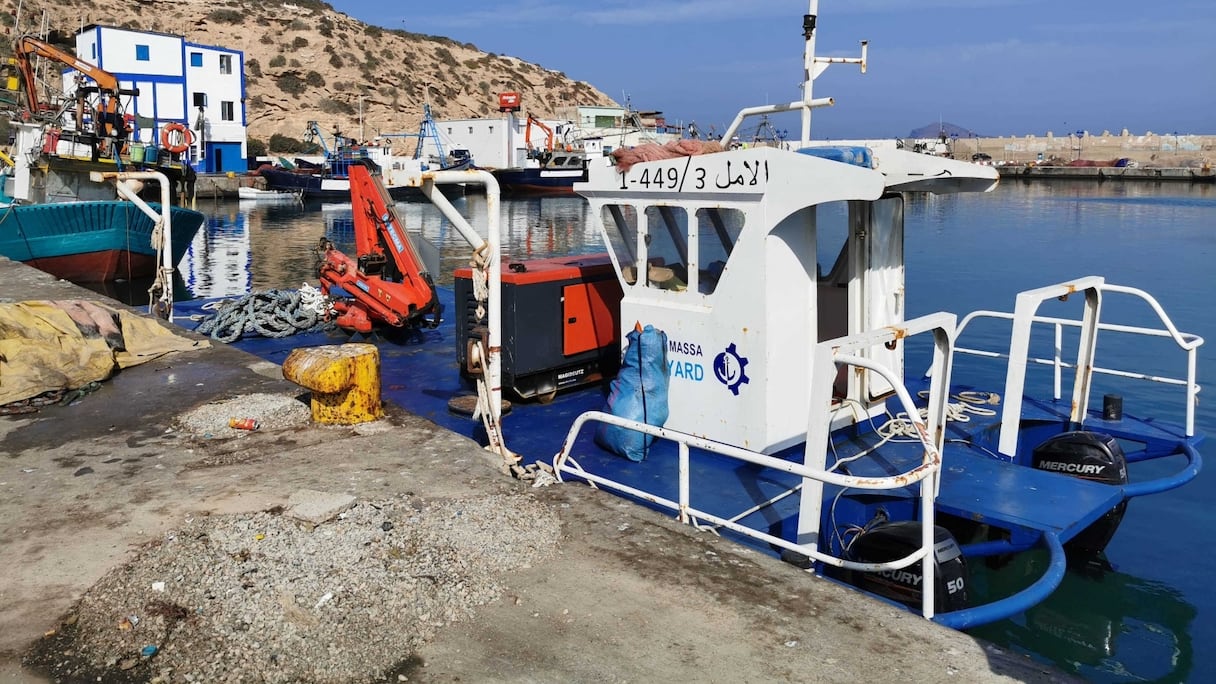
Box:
[577,145,997,453]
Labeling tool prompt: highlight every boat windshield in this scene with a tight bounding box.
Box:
[600,203,744,296]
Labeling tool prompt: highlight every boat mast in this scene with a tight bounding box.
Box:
[799,0,819,145]
[721,1,865,147]
[799,0,868,146]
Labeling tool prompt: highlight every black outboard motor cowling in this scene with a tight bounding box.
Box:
[839,521,969,613]
[1032,430,1129,555]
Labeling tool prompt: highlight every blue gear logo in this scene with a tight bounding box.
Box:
[713,343,750,396]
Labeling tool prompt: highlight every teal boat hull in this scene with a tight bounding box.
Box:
[0,200,204,282]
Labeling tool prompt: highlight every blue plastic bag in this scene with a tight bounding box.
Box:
[595,325,669,462]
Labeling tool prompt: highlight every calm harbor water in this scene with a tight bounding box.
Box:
[176,180,1215,683]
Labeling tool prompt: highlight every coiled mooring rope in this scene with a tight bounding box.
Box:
[192,284,333,342]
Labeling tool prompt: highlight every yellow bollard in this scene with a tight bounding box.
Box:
[282,343,383,424]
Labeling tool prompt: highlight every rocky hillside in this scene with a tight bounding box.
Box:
[0,0,617,150]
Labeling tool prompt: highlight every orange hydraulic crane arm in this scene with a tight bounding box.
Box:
[14,35,122,113]
[524,115,555,152]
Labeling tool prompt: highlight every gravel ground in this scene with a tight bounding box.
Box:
[28,493,560,683]
[174,393,313,439]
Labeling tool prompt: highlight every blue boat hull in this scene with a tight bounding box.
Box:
[492,166,587,194]
[259,167,464,202]
[0,201,205,282]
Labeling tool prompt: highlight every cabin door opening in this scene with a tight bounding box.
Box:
[815,196,906,410]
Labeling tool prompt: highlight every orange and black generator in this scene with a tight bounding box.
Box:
[454,253,624,401]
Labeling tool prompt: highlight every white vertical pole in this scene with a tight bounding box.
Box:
[800,0,819,145]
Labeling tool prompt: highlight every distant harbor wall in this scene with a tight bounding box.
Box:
[997,164,1215,182]
[192,172,264,199]
[953,131,1215,168]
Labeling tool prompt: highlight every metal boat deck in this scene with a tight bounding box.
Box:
[176,288,1188,557]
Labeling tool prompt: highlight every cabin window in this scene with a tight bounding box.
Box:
[814,201,852,344]
[221,101,234,121]
[219,54,233,75]
[643,206,690,292]
[190,52,203,67]
[696,208,743,294]
[601,204,639,285]
[815,201,851,286]
[135,45,150,61]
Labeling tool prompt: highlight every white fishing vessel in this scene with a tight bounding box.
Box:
[198,0,1204,632]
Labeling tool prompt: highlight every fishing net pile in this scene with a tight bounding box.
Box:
[612,139,725,171]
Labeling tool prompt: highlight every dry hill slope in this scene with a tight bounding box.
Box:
[1,0,617,149]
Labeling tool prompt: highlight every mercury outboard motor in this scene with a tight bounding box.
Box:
[1032,430,1128,555]
[837,521,969,613]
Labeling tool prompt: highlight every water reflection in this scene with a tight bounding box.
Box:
[972,553,1196,683]
[182,205,253,298]
[179,195,601,296]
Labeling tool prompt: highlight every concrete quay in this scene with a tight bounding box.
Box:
[0,257,1075,683]
[192,171,263,199]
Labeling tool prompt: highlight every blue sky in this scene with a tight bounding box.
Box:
[327,0,1215,139]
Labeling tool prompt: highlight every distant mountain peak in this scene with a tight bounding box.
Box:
[908,122,981,139]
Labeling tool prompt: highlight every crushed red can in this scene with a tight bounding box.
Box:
[228,417,260,431]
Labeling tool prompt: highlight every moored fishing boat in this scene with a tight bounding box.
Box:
[0,41,204,292]
[491,148,588,195]
[187,0,1203,637]
[258,118,468,201]
[237,186,301,202]
[0,199,203,282]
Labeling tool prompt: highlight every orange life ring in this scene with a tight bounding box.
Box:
[161,123,194,154]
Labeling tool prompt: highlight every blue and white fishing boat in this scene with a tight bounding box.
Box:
[189,0,1203,631]
[259,113,471,201]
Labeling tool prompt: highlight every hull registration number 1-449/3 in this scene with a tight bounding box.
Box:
[619,157,770,192]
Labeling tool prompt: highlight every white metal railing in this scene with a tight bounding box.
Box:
[953,279,1204,453]
[89,170,176,320]
[554,312,956,620]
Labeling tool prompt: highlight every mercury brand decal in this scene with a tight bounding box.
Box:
[1038,462,1105,476]
[713,343,750,396]
[878,569,923,587]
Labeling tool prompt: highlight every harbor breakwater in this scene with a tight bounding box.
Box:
[953,131,1213,165]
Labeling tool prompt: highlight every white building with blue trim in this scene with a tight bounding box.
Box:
[72,25,247,173]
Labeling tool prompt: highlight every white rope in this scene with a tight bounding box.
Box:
[468,341,519,470]
[877,391,1002,441]
[470,245,489,321]
[146,217,172,318]
[298,282,334,317]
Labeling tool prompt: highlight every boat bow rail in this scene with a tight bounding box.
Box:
[948,277,1204,491]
